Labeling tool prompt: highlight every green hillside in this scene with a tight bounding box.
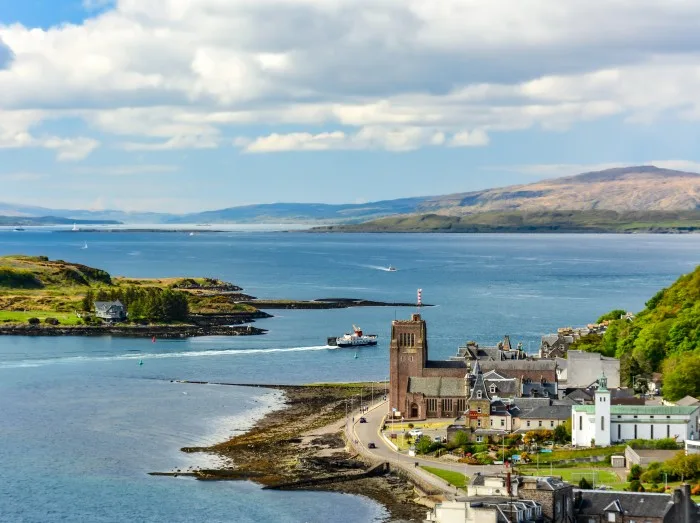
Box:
[313,210,700,233]
[572,266,700,400]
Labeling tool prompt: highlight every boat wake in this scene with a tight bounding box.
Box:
[0,345,334,369]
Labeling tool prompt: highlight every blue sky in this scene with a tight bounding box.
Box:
[2,1,700,213]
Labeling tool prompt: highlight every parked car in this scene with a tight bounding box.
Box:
[368,442,377,449]
[408,429,423,437]
[359,417,367,423]
[434,436,442,442]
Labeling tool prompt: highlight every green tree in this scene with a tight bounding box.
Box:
[662,351,700,401]
[665,451,700,481]
[578,477,592,489]
[81,289,94,312]
[415,435,433,454]
[597,309,627,323]
[553,424,570,444]
[627,464,642,482]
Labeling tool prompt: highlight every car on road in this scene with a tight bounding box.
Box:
[434,436,442,442]
[408,429,423,437]
[368,442,377,449]
[359,417,367,423]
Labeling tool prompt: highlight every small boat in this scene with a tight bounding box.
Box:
[13,227,25,232]
[72,223,79,231]
[138,359,144,366]
[387,265,397,272]
[328,325,378,348]
[354,352,358,359]
[189,232,195,236]
[81,242,88,249]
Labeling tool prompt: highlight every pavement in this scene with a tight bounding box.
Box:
[345,399,502,497]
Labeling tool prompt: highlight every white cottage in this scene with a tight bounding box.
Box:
[572,375,700,447]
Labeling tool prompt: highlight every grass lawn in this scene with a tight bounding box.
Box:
[388,421,452,431]
[0,310,82,325]
[518,466,625,489]
[421,466,468,488]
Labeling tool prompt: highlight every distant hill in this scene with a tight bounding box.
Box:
[0,216,121,226]
[417,165,700,215]
[314,210,700,233]
[3,165,700,226]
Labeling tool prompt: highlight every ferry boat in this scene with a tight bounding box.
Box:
[327,325,378,347]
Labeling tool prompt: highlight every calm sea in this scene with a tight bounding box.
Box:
[0,230,698,522]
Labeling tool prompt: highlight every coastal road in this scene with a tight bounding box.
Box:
[348,400,501,493]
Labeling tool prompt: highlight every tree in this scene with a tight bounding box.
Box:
[553,424,570,444]
[662,351,700,401]
[665,451,700,481]
[627,464,642,482]
[597,309,627,323]
[578,477,592,489]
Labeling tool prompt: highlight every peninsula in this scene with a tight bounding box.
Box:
[0,255,423,337]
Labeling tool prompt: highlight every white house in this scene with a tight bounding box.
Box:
[572,375,700,447]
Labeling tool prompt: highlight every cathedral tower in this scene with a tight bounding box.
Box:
[389,313,428,416]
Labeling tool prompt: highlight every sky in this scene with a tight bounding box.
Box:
[2,1,700,213]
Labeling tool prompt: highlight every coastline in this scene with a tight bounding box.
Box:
[163,382,427,522]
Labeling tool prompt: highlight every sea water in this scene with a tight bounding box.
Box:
[0,231,699,522]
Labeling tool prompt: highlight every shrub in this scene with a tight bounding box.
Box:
[627,464,642,482]
[578,477,592,489]
[691,484,700,496]
[629,480,644,492]
[0,267,43,289]
[44,317,60,325]
[27,317,40,325]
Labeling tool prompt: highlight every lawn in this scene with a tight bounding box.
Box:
[421,466,468,488]
[0,310,82,325]
[519,466,625,489]
[387,421,452,431]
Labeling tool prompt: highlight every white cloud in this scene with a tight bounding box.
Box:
[1,2,700,152]
[237,126,456,153]
[449,130,490,147]
[0,172,46,181]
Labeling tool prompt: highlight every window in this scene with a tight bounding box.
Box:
[477,407,482,414]
[476,436,483,442]
[607,513,616,522]
[650,415,654,419]
[618,424,621,439]
[427,398,438,413]
[476,391,482,399]
[666,415,671,419]
[456,399,466,412]
[527,421,531,427]
[539,421,543,427]
[633,415,638,419]
[601,416,605,431]
[477,419,481,427]
[667,425,670,438]
[442,399,453,412]
[490,385,496,394]
[617,415,622,418]
[579,416,582,431]
[501,419,505,427]
[651,425,654,439]
[634,424,637,438]
[550,421,555,427]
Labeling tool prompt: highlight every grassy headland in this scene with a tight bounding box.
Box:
[312,210,700,233]
[0,255,266,335]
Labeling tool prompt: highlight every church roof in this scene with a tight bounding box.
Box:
[408,377,466,397]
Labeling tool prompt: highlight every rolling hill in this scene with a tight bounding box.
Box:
[3,165,700,226]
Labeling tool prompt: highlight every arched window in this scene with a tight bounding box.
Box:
[476,390,482,399]
[489,385,496,394]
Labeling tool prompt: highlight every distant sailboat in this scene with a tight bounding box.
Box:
[138,359,144,366]
[81,242,88,249]
[72,223,79,231]
[354,352,358,359]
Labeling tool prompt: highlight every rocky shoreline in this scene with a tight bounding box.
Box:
[163,383,427,522]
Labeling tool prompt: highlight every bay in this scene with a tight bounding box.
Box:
[1,230,698,522]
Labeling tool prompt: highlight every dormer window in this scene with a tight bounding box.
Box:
[489,385,497,394]
[476,390,482,399]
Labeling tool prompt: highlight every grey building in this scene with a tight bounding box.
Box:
[94,300,126,322]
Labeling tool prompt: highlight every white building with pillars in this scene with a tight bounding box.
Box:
[572,374,700,447]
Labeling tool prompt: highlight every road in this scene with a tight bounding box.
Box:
[346,399,501,495]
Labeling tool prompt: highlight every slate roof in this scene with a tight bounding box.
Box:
[425,360,467,369]
[565,389,593,402]
[552,397,577,406]
[485,378,518,396]
[522,381,557,398]
[479,360,557,381]
[518,404,571,420]
[94,300,124,312]
[408,377,466,397]
[469,362,491,401]
[675,395,700,407]
[573,490,673,519]
[512,397,551,414]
